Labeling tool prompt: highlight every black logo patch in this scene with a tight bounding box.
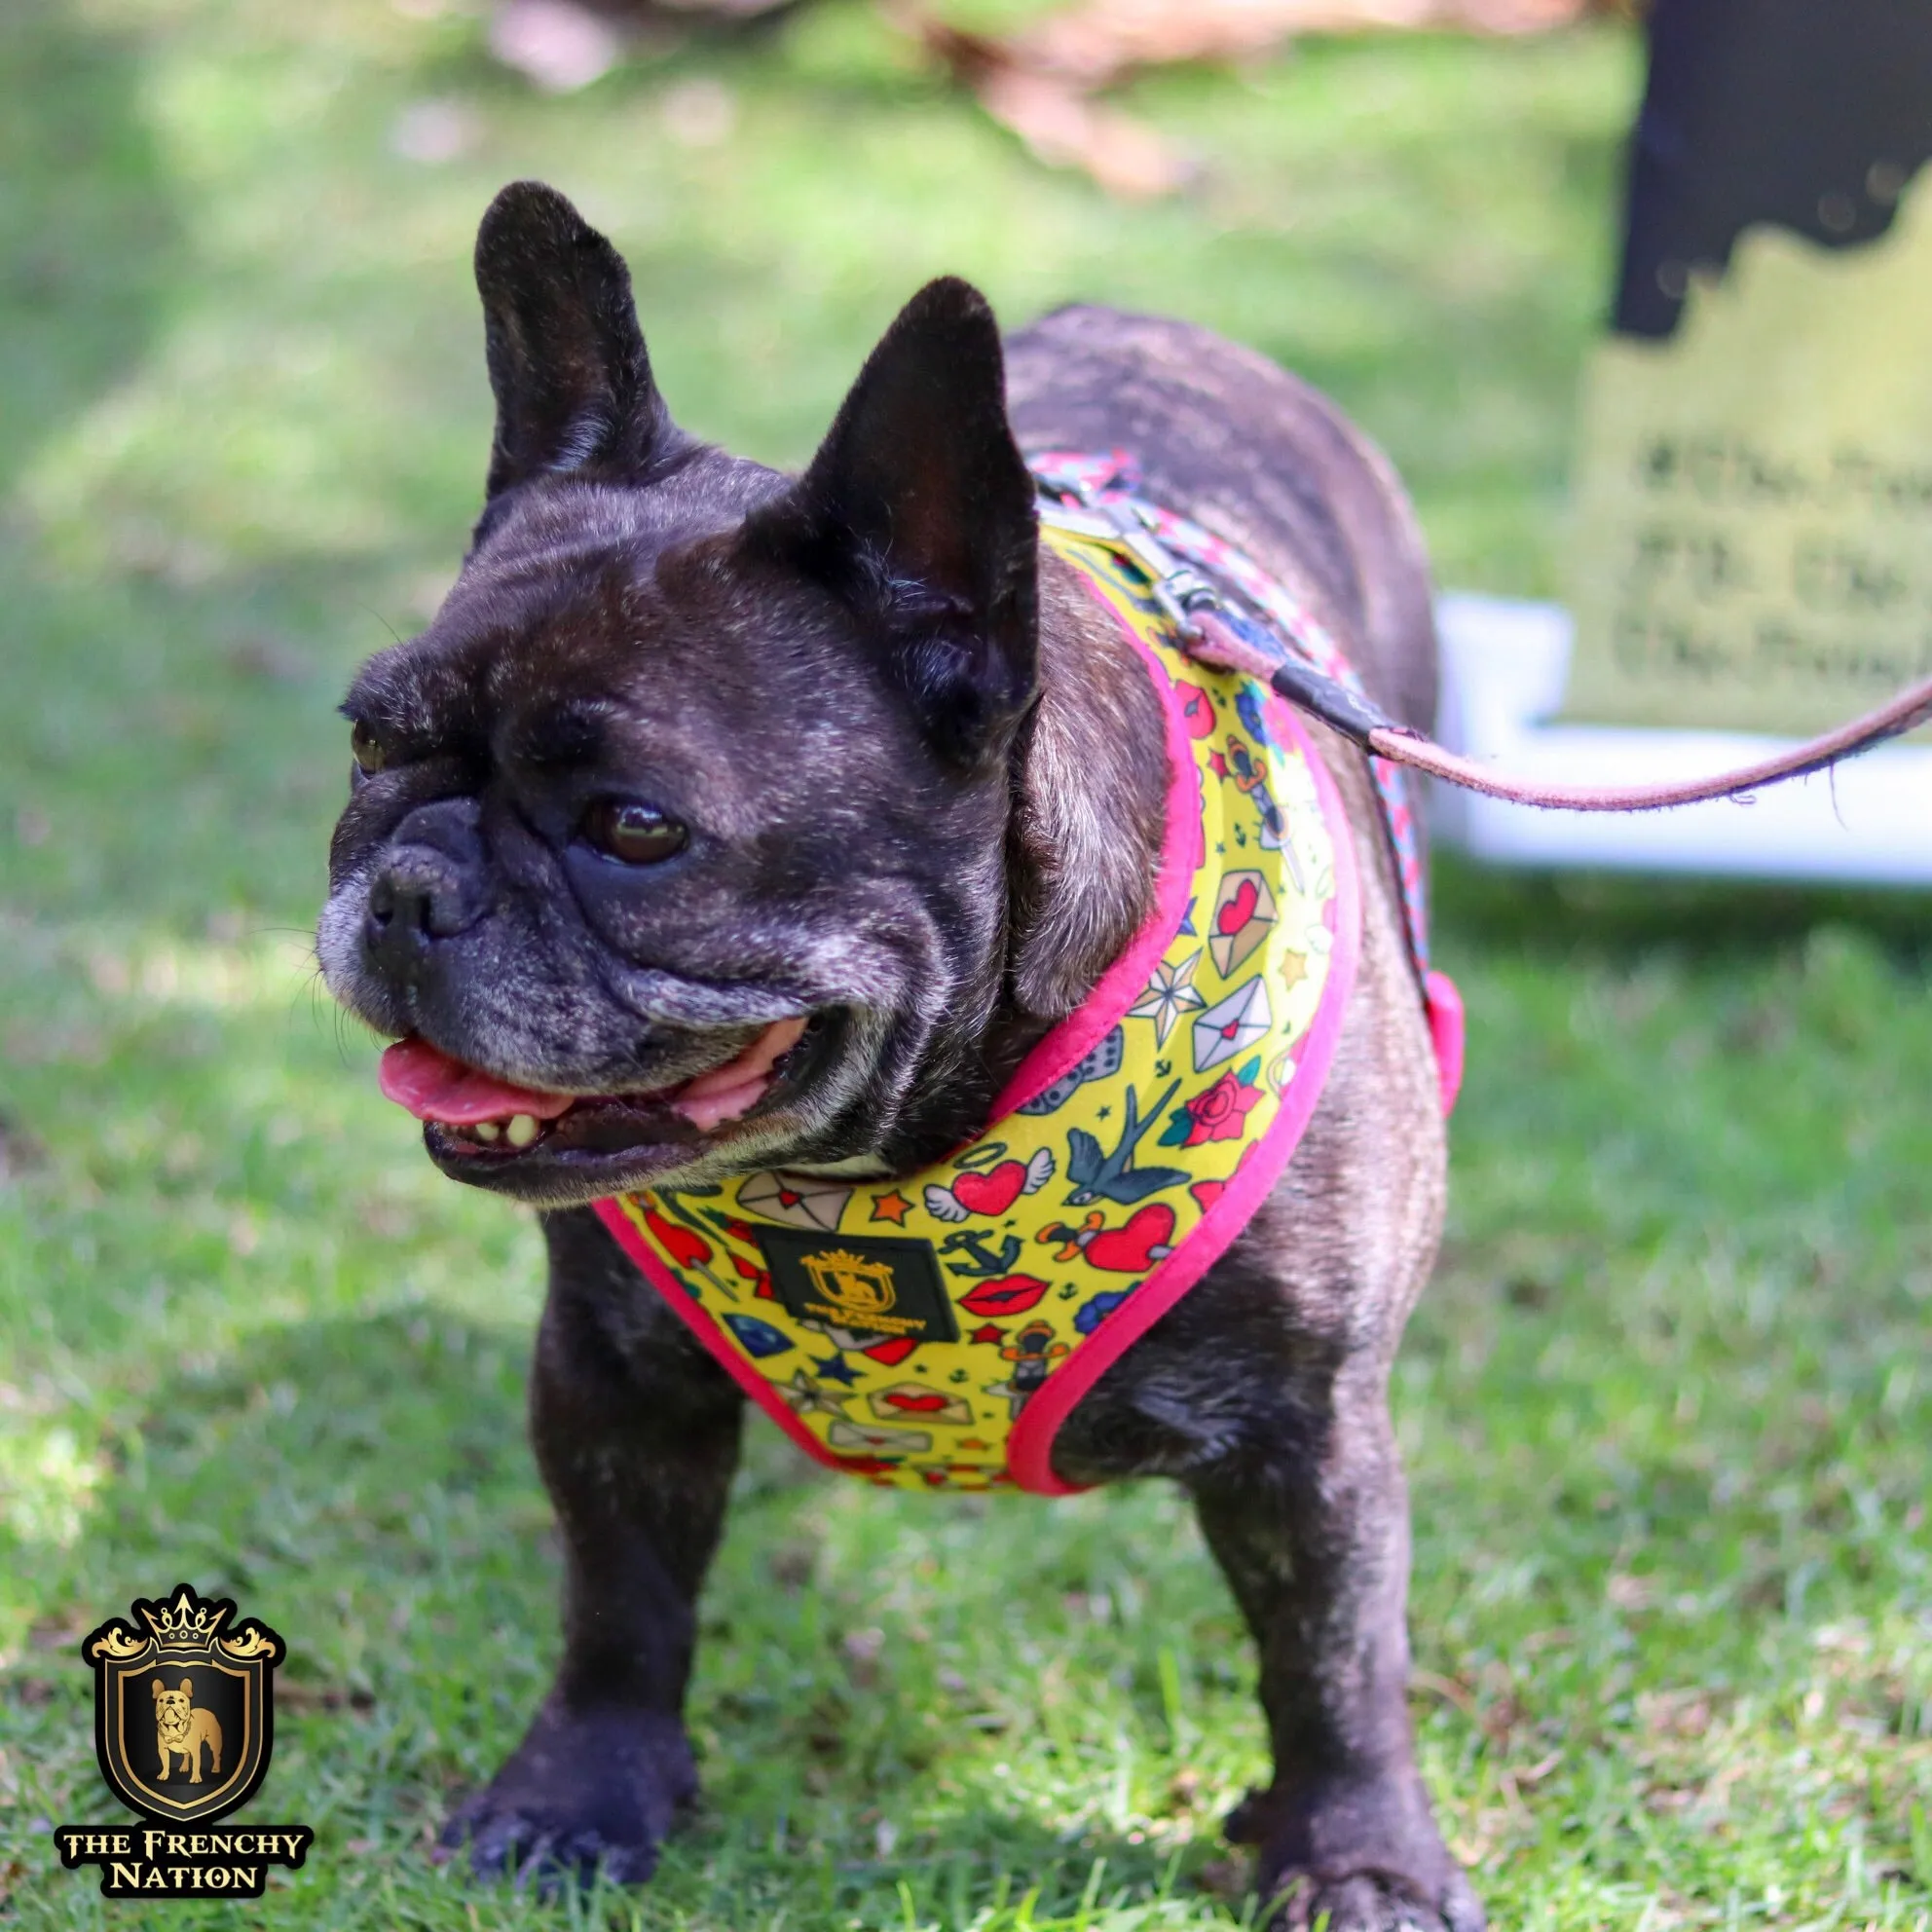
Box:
[54,1582,314,1899]
[756,1227,959,1347]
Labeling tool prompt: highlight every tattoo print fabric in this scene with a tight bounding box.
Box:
[592,513,1362,1494]
[1028,447,1432,979]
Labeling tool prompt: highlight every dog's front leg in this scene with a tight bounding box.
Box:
[1194,1359,1481,1932]
[442,1208,744,1887]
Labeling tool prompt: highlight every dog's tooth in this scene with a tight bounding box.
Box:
[473,1121,502,1143]
[505,1113,539,1148]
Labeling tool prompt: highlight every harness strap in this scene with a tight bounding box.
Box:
[1031,457,1465,1116]
[1031,458,1437,975]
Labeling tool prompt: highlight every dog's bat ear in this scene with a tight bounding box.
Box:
[748,277,1038,765]
[152,1679,165,1699]
[472,181,676,504]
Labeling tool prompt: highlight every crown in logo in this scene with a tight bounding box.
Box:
[140,1587,232,1644]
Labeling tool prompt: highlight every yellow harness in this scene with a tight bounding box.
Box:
[593,518,1361,1493]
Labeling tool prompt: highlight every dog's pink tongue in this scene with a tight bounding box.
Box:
[378,1037,576,1125]
[673,1016,808,1132]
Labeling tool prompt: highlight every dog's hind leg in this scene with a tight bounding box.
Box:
[1191,1368,1480,1932]
[439,1208,745,1888]
[1058,1249,1479,1929]
[1054,799,1478,1931]
[1062,1254,1478,1932]
[1203,961,1476,1928]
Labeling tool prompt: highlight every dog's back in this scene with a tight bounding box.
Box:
[1005,305,1438,738]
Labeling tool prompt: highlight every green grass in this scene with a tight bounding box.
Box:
[1,1,1928,1926]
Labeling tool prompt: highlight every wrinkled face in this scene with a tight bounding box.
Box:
[155,1687,192,1733]
[318,184,1039,1208]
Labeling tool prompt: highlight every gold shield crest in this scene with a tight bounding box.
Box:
[800,1247,900,1322]
[87,1583,282,1826]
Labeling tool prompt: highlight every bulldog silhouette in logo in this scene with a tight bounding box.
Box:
[152,1677,224,1785]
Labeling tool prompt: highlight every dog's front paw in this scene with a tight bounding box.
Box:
[1263,1868,1485,1932]
[440,1700,697,1888]
[1229,1777,1484,1932]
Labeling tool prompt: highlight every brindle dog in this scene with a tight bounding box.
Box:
[318,181,1474,1931]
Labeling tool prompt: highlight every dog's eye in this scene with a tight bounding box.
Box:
[581,799,688,865]
[350,721,387,775]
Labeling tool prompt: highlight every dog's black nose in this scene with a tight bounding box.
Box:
[364,798,488,976]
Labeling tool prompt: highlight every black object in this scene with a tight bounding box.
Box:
[1616,0,1932,338]
[754,1226,961,1347]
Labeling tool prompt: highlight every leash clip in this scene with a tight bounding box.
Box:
[1037,482,1390,746]
[1039,485,1222,639]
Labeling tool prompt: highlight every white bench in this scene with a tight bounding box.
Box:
[1431,593,1932,884]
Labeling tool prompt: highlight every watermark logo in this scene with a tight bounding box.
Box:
[54,1582,314,1898]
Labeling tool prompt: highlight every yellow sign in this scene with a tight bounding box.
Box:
[1566,170,1932,740]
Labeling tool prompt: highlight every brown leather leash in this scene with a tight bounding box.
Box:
[1036,492,1932,814]
[1184,613,1932,814]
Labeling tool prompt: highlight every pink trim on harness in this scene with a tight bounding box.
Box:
[1007,684,1362,1494]
[1424,971,1465,1117]
[988,613,1204,1121]
[593,1194,856,1471]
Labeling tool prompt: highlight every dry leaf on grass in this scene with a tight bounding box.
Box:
[893,0,1617,197]
[1018,0,1597,90]
[889,10,1194,197]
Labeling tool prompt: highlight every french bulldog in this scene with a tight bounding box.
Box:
[318,180,1474,1931]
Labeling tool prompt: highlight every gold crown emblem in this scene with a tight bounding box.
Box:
[140,1588,232,1644]
[801,1247,898,1319]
